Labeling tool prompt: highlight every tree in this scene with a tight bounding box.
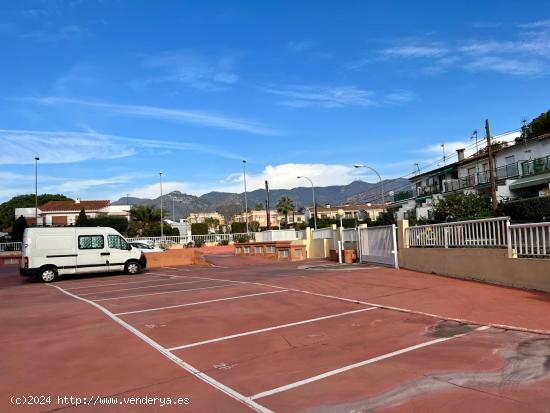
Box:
[249,220,260,232]
[433,193,491,223]
[88,215,129,234]
[254,202,264,211]
[12,216,28,242]
[75,208,89,226]
[0,194,71,231]
[526,110,550,140]
[191,223,209,235]
[203,217,220,233]
[276,196,294,229]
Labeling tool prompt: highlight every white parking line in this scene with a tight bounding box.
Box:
[49,284,273,413]
[168,307,377,351]
[78,279,209,296]
[115,290,288,316]
[92,284,237,302]
[160,266,190,271]
[64,275,176,290]
[250,325,490,401]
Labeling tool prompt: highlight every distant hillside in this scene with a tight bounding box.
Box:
[112,179,410,220]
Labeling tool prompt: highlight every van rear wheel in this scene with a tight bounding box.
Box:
[39,268,57,283]
[124,261,140,275]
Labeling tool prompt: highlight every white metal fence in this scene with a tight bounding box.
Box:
[254,230,300,242]
[509,222,550,258]
[127,233,252,245]
[407,217,509,248]
[358,225,398,268]
[0,242,22,252]
[312,227,333,239]
[342,228,358,242]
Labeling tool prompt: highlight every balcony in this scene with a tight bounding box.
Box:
[443,175,475,193]
[393,190,414,202]
[476,163,520,186]
[520,156,550,177]
[416,185,440,198]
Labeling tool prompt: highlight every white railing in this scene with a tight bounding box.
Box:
[254,230,300,242]
[509,222,550,258]
[127,233,252,245]
[0,242,22,252]
[312,227,333,240]
[343,228,358,242]
[407,217,509,248]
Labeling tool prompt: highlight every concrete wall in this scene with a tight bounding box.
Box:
[398,220,550,293]
[144,249,205,268]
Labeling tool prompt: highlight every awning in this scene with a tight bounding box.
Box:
[430,167,454,177]
[509,171,550,190]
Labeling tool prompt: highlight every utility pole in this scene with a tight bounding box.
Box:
[159,172,164,238]
[34,156,40,226]
[242,160,249,234]
[485,119,498,212]
[265,180,271,230]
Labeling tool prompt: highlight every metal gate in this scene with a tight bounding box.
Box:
[358,225,399,268]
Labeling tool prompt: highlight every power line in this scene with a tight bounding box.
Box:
[357,127,521,204]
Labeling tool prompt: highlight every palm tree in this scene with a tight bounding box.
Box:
[276,196,295,229]
[130,205,160,230]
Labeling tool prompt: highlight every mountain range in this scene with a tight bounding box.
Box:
[112,179,410,220]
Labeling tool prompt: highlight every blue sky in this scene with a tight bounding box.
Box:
[1,0,549,202]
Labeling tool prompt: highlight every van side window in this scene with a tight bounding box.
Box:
[108,235,129,250]
[78,235,104,250]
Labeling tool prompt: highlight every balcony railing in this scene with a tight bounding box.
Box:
[416,185,440,197]
[443,175,476,193]
[520,155,550,177]
[393,190,414,202]
[477,163,520,186]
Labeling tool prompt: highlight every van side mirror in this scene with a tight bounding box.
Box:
[127,244,132,251]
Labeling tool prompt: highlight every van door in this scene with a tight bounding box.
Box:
[106,234,130,272]
[76,234,109,274]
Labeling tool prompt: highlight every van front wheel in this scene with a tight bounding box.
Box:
[124,261,141,275]
[39,268,57,283]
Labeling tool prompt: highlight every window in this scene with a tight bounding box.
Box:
[279,249,289,258]
[255,246,264,254]
[505,155,515,165]
[78,235,104,250]
[467,167,476,176]
[244,246,251,254]
[235,247,242,253]
[294,249,302,258]
[108,235,129,250]
[267,246,276,254]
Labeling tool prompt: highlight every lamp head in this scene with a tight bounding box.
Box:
[35,156,40,161]
[297,176,302,179]
[353,163,364,168]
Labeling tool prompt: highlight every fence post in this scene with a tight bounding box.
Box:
[444,227,449,248]
[506,219,514,258]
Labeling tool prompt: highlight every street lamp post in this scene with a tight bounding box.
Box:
[159,172,164,238]
[297,176,317,230]
[34,156,40,226]
[353,163,385,204]
[242,160,249,234]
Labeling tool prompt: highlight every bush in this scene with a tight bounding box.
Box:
[193,238,205,248]
[11,216,28,242]
[308,218,358,229]
[235,234,250,243]
[231,222,247,233]
[433,193,491,223]
[218,239,229,246]
[191,223,209,235]
[88,216,128,234]
[498,196,550,222]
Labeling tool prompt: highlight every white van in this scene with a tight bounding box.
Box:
[20,227,147,282]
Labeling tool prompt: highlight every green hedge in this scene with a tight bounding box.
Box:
[308,218,358,229]
[191,222,209,235]
[231,222,247,233]
[498,196,550,222]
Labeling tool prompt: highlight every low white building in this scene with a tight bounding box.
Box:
[15,199,132,226]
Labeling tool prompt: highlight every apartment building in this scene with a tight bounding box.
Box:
[232,210,281,228]
[393,132,550,220]
[187,212,225,225]
[304,203,386,222]
[14,199,131,226]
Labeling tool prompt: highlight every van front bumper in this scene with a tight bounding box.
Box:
[139,253,147,270]
[20,267,39,277]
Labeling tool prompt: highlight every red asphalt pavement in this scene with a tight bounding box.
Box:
[1,254,550,412]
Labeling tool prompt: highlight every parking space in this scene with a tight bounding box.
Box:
[2,257,550,412]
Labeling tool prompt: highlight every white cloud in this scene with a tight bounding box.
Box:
[263,85,375,108]
[288,39,316,52]
[380,45,448,58]
[139,52,239,90]
[22,25,83,41]
[45,176,132,193]
[0,129,135,165]
[465,56,543,76]
[385,90,415,104]
[0,128,244,166]
[22,97,277,135]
